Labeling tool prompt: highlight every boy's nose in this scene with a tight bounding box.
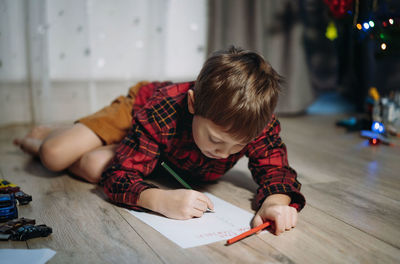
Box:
[215,149,229,159]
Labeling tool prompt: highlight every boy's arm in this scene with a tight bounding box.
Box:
[100,123,161,211]
[246,117,304,235]
[246,116,306,212]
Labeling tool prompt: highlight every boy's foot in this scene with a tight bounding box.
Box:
[13,126,54,156]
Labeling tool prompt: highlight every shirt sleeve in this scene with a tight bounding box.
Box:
[246,116,306,211]
[100,122,160,211]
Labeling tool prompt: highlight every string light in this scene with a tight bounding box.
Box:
[389,18,394,25]
[368,21,375,27]
[363,22,370,30]
[326,21,338,40]
[381,43,387,50]
[356,23,362,30]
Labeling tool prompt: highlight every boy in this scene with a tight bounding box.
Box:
[14,47,305,235]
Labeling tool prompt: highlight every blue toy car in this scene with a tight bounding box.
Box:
[0,179,32,205]
[0,193,18,222]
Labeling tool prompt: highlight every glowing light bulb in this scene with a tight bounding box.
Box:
[389,18,394,25]
[356,23,362,30]
[381,43,387,50]
[363,22,370,30]
[369,21,375,27]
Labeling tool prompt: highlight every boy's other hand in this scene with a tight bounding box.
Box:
[154,189,214,220]
[251,194,297,236]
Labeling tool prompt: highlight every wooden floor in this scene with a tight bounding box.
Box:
[1,114,399,263]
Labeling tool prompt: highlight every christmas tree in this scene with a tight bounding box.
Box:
[324,0,400,111]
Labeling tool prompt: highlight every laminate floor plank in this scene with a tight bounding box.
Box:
[302,182,400,248]
[262,205,400,264]
[280,115,400,200]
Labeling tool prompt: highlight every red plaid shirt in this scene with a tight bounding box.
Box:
[100,82,305,211]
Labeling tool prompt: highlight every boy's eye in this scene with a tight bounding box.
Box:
[209,136,221,144]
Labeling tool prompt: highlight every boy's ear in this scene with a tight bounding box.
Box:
[188,89,195,114]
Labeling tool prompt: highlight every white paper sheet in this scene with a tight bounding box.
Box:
[128,192,257,248]
[0,249,56,264]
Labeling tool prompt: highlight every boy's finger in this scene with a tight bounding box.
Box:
[192,208,204,218]
[251,214,264,233]
[291,207,298,228]
[285,210,292,230]
[194,199,207,212]
[275,215,285,235]
[199,193,214,211]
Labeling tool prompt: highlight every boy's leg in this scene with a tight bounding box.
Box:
[34,82,151,171]
[14,81,151,176]
[15,124,115,183]
[38,123,103,171]
[14,123,103,172]
[13,125,60,156]
[68,144,118,183]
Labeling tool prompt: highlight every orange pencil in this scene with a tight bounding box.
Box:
[226,221,271,245]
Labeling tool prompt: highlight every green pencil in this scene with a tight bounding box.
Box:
[161,162,193,190]
[161,161,214,212]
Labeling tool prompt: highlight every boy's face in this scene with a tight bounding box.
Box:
[188,90,248,159]
[192,116,247,159]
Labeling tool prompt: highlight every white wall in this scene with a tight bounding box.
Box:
[0,0,208,125]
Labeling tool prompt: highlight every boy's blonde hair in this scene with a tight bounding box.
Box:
[194,46,282,142]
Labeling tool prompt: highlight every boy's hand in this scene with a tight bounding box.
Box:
[139,189,214,220]
[251,194,297,236]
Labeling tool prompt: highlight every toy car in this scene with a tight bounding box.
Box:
[0,179,20,193]
[0,217,36,233]
[0,179,32,205]
[0,193,18,222]
[14,191,32,205]
[0,179,19,188]
[10,224,52,241]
